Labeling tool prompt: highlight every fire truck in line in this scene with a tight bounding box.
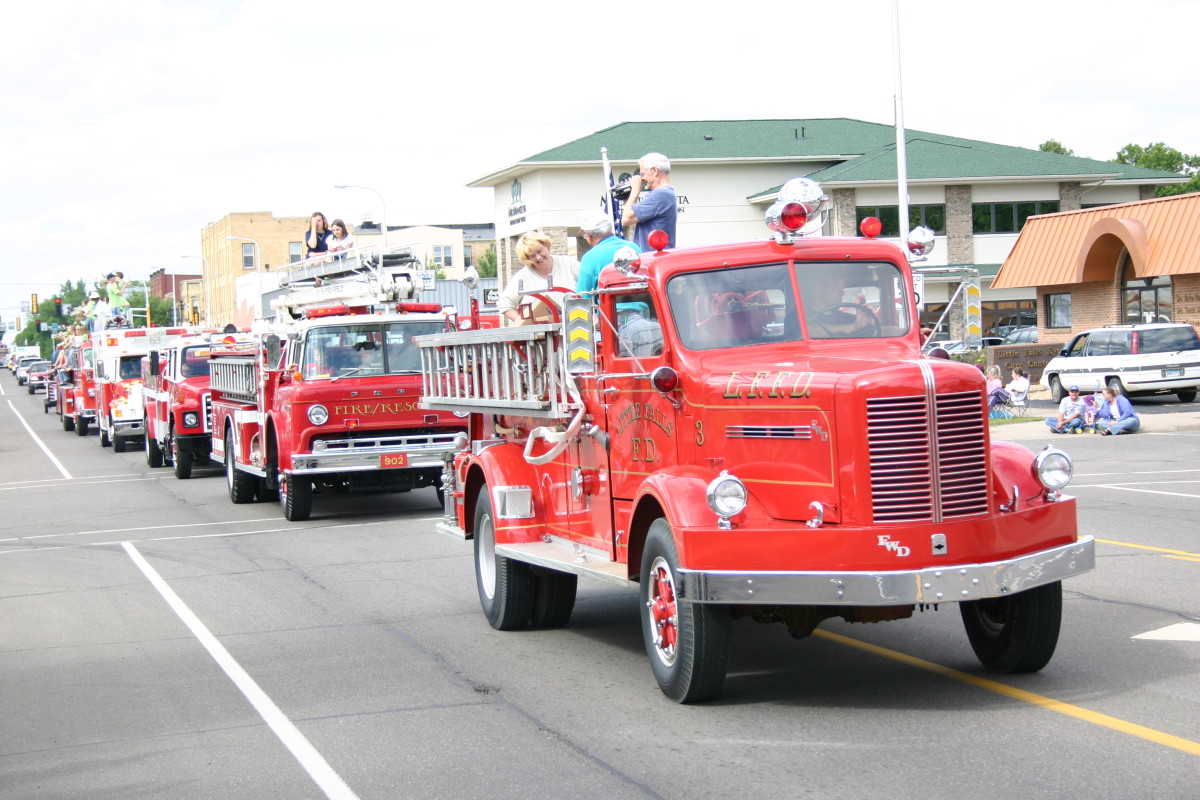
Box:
[417,178,1095,703]
[207,250,468,521]
[92,327,198,453]
[142,332,240,478]
[57,337,97,436]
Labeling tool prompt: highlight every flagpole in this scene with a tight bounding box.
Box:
[893,0,910,246]
[601,147,623,237]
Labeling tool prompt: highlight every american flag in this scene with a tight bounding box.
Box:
[601,147,623,236]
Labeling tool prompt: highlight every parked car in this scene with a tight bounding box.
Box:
[1040,323,1200,402]
[25,361,52,394]
[1002,326,1039,344]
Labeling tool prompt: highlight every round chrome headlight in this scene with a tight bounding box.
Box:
[1033,446,1072,490]
[182,411,199,428]
[307,404,329,425]
[706,471,747,518]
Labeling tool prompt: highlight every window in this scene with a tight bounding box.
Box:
[463,245,473,269]
[289,242,302,263]
[1122,268,1172,323]
[972,202,1059,233]
[241,243,255,269]
[607,291,664,358]
[433,245,453,268]
[1047,293,1071,328]
[856,205,946,236]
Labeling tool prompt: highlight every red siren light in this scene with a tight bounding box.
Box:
[860,216,883,238]
[780,203,809,232]
[647,229,670,252]
[396,302,442,313]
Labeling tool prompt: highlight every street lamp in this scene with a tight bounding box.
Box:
[181,254,210,325]
[334,184,388,251]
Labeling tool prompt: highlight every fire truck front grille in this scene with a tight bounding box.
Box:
[866,390,988,523]
[202,392,212,433]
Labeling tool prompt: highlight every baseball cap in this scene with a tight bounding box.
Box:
[1068,385,1079,391]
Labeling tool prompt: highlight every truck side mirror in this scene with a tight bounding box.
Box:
[266,335,282,370]
[149,350,160,377]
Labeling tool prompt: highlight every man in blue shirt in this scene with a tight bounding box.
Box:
[621,152,677,252]
[576,209,627,295]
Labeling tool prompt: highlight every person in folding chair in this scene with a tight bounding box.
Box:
[1004,368,1031,417]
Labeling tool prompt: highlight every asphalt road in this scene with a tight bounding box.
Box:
[2,374,1197,799]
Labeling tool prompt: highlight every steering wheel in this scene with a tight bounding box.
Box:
[810,303,882,337]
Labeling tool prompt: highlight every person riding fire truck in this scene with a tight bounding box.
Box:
[416,178,1096,704]
[207,248,467,522]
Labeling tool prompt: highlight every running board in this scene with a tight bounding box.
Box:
[496,540,631,587]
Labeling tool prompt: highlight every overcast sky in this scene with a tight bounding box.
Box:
[2,0,1197,321]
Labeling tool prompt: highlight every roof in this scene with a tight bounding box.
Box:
[470,119,1187,189]
[993,192,1200,289]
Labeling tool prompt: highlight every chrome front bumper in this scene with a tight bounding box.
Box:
[289,433,458,476]
[676,537,1095,606]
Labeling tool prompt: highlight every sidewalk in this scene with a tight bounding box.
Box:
[992,385,1200,441]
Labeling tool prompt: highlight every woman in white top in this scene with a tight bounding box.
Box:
[328,219,355,259]
[497,232,580,324]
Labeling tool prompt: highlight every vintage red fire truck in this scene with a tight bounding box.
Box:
[207,252,467,521]
[417,178,1096,703]
[142,333,235,478]
[58,337,97,436]
[92,327,197,453]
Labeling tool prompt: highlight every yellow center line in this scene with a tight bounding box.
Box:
[814,629,1200,757]
[1095,538,1200,559]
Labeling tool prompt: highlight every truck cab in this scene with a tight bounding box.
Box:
[143,336,222,478]
[61,339,97,436]
[419,178,1095,703]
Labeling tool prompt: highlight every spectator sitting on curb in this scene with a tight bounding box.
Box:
[1045,384,1086,434]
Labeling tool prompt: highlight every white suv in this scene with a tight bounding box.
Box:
[1041,323,1200,402]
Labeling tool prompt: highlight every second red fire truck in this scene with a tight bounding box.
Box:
[207,251,468,521]
[417,178,1095,703]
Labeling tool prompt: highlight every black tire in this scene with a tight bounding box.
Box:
[960,581,1062,673]
[225,430,256,504]
[171,429,194,479]
[113,435,126,453]
[100,426,111,447]
[474,489,534,630]
[282,475,312,521]
[1048,375,1064,403]
[640,519,731,703]
[146,433,163,468]
[1177,389,1197,403]
[1106,376,1127,397]
[529,571,578,628]
[27,385,34,395]
[76,418,88,437]
[63,413,75,432]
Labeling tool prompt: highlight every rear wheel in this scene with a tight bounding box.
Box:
[640,519,731,703]
[1106,376,1127,397]
[1177,389,1197,403]
[474,489,533,630]
[282,475,312,521]
[146,432,163,468]
[99,426,111,447]
[225,430,256,504]
[113,435,126,453]
[76,418,89,437]
[960,581,1062,673]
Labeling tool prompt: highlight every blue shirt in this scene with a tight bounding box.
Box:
[631,186,677,252]
[576,234,627,294]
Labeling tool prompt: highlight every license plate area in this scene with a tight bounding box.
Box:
[381,453,409,468]
[1163,367,1182,378]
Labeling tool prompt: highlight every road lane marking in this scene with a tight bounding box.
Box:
[5,400,71,479]
[1094,539,1200,559]
[0,518,285,543]
[815,629,1200,757]
[1074,484,1200,500]
[1133,623,1200,641]
[123,542,359,800]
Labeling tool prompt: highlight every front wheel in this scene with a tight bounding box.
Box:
[225,430,256,504]
[474,488,533,630]
[960,581,1062,673]
[281,475,311,521]
[76,418,89,437]
[171,429,193,479]
[63,413,75,432]
[99,426,111,448]
[113,435,127,453]
[529,571,578,628]
[640,519,731,703]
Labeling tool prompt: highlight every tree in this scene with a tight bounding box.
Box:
[1114,142,1200,197]
[1039,139,1075,156]
[476,245,497,278]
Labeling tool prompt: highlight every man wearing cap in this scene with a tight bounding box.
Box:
[621,152,677,253]
[1045,384,1087,434]
[576,208,627,295]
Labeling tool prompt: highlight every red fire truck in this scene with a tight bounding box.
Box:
[142,333,234,478]
[58,337,97,436]
[417,178,1095,703]
[207,253,467,521]
[92,327,196,453]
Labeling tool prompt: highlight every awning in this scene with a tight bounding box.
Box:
[992,192,1200,289]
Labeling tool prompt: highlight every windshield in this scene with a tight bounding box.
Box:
[666,261,911,351]
[300,321,444,380]
[119,356,143,380]
[180,345,211,378]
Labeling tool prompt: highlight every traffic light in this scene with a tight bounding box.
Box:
[54,298,63,317]
[31,294,38,314]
